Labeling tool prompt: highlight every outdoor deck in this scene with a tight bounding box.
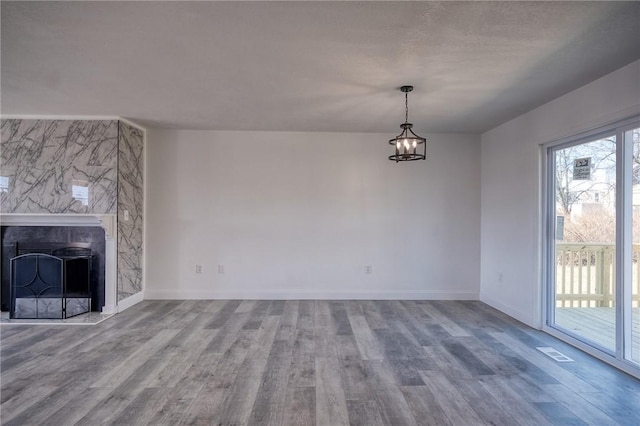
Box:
[555,243,640,308]
[556,307,640,363]
[553,243,640,364]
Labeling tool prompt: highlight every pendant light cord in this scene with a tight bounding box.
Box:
[405,91,409,124]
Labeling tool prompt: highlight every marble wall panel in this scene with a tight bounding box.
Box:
[117,121,144,301]
[0,120,118,214]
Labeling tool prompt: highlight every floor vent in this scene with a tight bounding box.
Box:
[536,346,574,362]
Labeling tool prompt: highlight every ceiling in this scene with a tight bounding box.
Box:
[2,1,639,133]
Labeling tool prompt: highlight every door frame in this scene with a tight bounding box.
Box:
[541,115,640,378]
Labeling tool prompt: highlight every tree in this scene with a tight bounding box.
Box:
[632,129,640,185]
[555,137,615,216]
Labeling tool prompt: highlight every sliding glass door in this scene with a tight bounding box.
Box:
[551,136,617,352]
[546,119,640,372]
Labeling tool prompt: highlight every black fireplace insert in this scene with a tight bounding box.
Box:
[1,226,105,312]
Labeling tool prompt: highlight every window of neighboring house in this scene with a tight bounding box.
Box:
[72,180,89,206]
[0,176,8,193]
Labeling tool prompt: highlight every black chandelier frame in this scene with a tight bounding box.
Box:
[388,85,427,162]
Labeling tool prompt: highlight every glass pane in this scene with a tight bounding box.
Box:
[554,135,616,352]
[630,127,640,365]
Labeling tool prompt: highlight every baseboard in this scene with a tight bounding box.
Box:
[117,291,144,312]
[101,304,117,315]
[144,289,479,300]
[480,293,535,328]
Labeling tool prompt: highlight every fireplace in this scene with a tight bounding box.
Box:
[1,214,117,314]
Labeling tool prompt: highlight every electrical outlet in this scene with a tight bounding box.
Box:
[195,264,203,274]
[498,272,503,282]
[124,210,130,221]
[218,264,224,274]
[364,265,372,274]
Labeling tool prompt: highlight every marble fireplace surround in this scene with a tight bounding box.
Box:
[1,213,118,314]
[1,117,145,312]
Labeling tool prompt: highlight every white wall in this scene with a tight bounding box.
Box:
[480,60,640,327]
[145,130,480,299]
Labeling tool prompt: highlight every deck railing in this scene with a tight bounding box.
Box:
[556,243,640,307]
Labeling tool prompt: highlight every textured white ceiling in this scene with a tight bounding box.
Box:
[2,1,639,133]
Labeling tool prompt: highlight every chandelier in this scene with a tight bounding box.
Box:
[388,85,426,162]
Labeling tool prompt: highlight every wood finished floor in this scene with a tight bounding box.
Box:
[1,300,639,426]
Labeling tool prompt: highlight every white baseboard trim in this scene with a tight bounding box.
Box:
[144,289,479,300]
[480,293,535,328]
[101,304,117,315]
[117,291,144,312]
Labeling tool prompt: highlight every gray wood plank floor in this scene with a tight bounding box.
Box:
[1,300,639,425]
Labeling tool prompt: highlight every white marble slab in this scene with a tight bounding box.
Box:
[0,310,114,325]
[117,121,144,300]
[0,119,118,214]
